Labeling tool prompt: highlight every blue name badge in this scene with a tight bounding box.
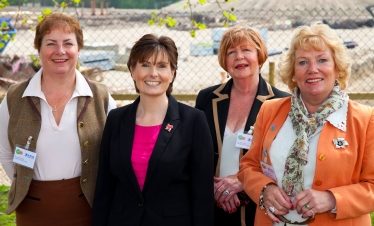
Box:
[235,132,253,149]
[13,146,37,169]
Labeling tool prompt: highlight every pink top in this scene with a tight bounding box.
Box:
[131,124,162,190]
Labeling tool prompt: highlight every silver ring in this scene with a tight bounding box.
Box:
[268,206,275,213]
[223,190,230,195]
[309,209,315,218]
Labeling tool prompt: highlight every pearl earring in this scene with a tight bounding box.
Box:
[292,78,296,82]
[227,73,230,78]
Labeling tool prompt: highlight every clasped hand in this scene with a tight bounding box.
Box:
[214,175,243,213]
[263,185,336,224]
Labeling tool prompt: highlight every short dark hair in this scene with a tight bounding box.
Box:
[127,34,178,95]
[34,13,83,51]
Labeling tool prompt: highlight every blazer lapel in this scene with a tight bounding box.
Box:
[142,95,180,192]
[212,80,231,176]
[119,98,143,198]
[245,76,275,131]
[240,76,277,162]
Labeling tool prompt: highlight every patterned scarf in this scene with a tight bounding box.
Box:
[282,82,347,196]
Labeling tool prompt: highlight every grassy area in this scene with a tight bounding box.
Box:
[0,184,373,225]
[0,185,15,226]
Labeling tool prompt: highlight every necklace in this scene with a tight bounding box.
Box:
[50,88,75,112]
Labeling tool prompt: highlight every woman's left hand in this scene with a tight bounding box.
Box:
[293,189,336,218]
[214,175,243,212]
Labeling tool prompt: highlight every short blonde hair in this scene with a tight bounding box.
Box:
[218,25,268,72]
[278,23,351,91]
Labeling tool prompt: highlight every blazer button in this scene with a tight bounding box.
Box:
[82,179,88,183]
[315,180,322,186]
[83,141,89,147]
[79,121,84,128]
[319,154,326,161]
[138,201,144,207]
[83,159,89,165]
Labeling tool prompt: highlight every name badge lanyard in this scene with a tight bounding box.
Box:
[235,126,254,150]
[13,136,37,169]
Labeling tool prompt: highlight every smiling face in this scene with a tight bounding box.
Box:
[130,51,175,97]
[38,28,80,77]
[225,41,260,80]
[294,45,338,105]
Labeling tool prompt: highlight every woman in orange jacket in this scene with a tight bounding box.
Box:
[238,23,374,226]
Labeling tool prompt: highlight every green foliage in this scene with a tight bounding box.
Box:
[36,0,80,27]
[189,29,195,38]
[51,0,81,12]
[0,185,15,225]
[222,10,236,27]
[0,1,16,50]
[21,17,27,25]
[148,11,176,27]
[0,0,9,10]
[30,55,41,68]
[150,0,238,37]
[371,212,374,226]
[37,8,52,23]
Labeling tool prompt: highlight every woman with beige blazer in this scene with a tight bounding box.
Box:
[238,23,374,226]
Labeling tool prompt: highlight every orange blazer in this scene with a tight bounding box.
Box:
[238,97,374,226]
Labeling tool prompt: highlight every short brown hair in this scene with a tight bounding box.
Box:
[34,13,83,51]
[127,34,178,95]
[278,22,351,91]
[218,25,268,72]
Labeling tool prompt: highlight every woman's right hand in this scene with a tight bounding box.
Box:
[263,184,293,223]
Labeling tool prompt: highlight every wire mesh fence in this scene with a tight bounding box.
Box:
[0,6,373,106]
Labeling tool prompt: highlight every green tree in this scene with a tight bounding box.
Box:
[149,0,237,37]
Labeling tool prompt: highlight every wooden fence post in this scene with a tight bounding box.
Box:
[269,61,275,86]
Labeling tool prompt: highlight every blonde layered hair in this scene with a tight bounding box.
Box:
[278,23,351,91]
[218,25,268,72]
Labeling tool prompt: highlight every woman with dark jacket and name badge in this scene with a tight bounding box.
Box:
[0,13,116,225]
[195,25,290,226]
[238,23,374,226]
[92,34,214,226]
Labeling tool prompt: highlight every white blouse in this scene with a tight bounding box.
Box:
[219,126,244,177]
[0,69,116,181]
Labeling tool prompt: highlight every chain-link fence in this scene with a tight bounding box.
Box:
[0,6,373,106]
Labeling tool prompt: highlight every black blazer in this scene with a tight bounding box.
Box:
[93,95,214,226]
[195,76,290,226]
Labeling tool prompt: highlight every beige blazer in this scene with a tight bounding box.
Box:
[238,97,374,226]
